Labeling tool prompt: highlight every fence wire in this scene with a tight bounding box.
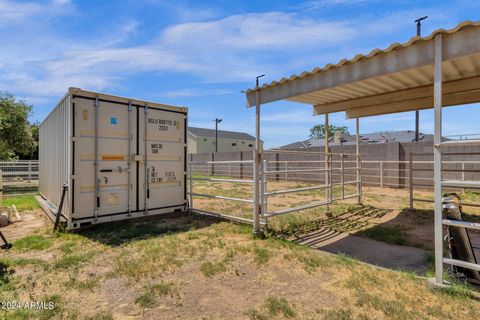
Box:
[0,160,39,195]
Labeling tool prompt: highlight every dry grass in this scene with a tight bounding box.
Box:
[1,185,480,319]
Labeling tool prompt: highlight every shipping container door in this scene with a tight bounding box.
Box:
[138,106,186,211]
[73,97,136,220]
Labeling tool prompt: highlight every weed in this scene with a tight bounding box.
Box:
[264,296,296,318]
[356,291,402,318]
[38,294,62,319]
[200,261,227,277]
[253,246,271,265]
[0,261,15,292]
[65,275,99,292]
[2,257,47,268]
[322,308,353,320]
[59,242,76,254]
[13,235,52,251]
[297,253,331,272]
[114,237,186,280]
[135,282,177,309]
[245,308,268,320]
[334,253,358,267]
[86,311,114,320]
[135,291,156,309]
[54,252,95,269]
[441,282,475,300]
[151,281,176,296]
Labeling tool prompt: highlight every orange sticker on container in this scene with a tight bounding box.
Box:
[102,154,125,160]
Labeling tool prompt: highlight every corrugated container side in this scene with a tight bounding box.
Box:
[39,94,72,216]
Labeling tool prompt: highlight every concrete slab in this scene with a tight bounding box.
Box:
[295,229,429,274]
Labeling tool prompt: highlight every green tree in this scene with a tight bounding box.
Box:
[309,124,349,139]
[0,92,36,160]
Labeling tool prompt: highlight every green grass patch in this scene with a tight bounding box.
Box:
[253,246,271,265]
[1,194,39,211]
[85,311,114,320]
[322,308,354,320]
[135,291,156,309]
[0,261,15,292]
[38,294,63,319]
[13,235,52,251]
[245,309,268,320]
[200,261,227,277]
[264,296,296,318]
[246,296,296,320]
[135,281,177,309]
[2,257,47,268]
[360,225,408,246]
[54,252,96,269]
[65,276,99,292]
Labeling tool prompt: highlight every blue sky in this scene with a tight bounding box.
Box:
[1,0,480,148]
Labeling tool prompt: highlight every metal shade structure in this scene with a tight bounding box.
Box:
[244,20,480,287]
[245,20,480,118]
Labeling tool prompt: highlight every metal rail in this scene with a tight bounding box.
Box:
[189,192,253,203]
[187,153,361,223]
[192,177,254,184]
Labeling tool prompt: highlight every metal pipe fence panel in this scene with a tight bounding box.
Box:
[0,161,39,195]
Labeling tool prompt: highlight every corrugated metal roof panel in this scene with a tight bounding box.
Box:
[245,20,480,95]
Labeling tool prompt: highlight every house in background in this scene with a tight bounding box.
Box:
[187,127,262,154]
[276,130,434,150]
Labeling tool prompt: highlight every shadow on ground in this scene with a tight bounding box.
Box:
[276,206,432,274]
[78,211,224,247]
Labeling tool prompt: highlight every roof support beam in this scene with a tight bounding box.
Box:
[313,75,480,115]
[345,88,480,118]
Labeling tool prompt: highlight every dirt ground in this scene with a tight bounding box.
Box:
[2,186,480,319]
[1,209,49,241]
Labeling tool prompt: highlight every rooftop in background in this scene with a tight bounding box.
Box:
[275,130,433,150]
[188,127,255,141]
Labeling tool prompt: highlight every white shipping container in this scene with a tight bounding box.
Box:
[39,88,188,229]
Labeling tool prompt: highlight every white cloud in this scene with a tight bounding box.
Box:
[158,88,234,98]
[0,0,42,25]
[161,12,356,50]
[1,9,361,99]
[0,0,71,26]
[301,0,378,10]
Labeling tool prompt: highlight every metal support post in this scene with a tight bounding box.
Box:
[409,153,414,209]
[462,162,465,194]
[240,152,244,179]
[433,34,444,285]
[189,162,193,209]
[253,90,263,236]
[340,154,345,200]
[356,118,362,204]
[328,154,333,204]
[325,113,331,214]
[285,162,288,181]
[380,161,384,188]
[54,183,68,231]
[262,160,268,223]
